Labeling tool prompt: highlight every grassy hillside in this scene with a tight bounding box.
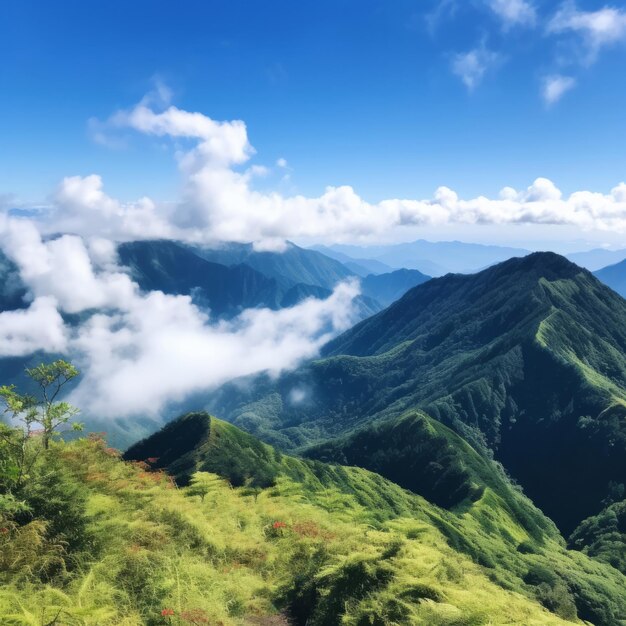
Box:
[4,414,626,624]
[209,253,626,534]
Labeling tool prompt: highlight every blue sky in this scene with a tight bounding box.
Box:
[1,0,626,248]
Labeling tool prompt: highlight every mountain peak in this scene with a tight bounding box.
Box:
[500,251,583,279]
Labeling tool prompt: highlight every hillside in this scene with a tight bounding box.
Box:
[118,240,282,317]
[4,402,626,624]
[210,253,626,534]
[594,258,626,298]
[191,241,355,292]
[309,245,395,276]
[360,268,431,307]
[123,412,626,625]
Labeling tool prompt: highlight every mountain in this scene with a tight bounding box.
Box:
[568,248,626,271]
[594,258,626,298]
[118,240,281,317]
[119,411,626,625]
[326,240,530,276]
[191,241,355,291]
[124,413,626,626]
[6,411,626,624]
[117,239,388,321]
[210,252,626,535]
[360,268,431,307]
[309,245,394,276]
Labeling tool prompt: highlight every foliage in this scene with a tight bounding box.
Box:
[569,498,626,574]
[0,359,81,452]
[2,430,613,625]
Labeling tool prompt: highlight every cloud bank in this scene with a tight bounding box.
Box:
[41,98,626,250]
[0,214,361,418]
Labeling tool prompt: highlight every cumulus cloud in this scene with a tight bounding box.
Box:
[51,174,172,241]
[40,98,626,248]
[0,217,136,314]
[68,280,359,417]
[451,43,502,90]
[542,74,577,105]
[487,0,536,27]
[0,212,361,417]
[0,297,67,357]
[548,2,626,63]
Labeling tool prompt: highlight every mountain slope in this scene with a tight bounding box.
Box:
[191,241,356,291]
[121,412,626,625]
[360,268,431,307]
[0,248,27,311]
[309,245,395,275]
[594,258,626,298]
[211,253,626,534]
[118,240,281,317]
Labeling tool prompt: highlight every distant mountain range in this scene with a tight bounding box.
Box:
[594,258,626,298]
[567,247,626,271]
[118,240,432,318]
[313,240,531,276]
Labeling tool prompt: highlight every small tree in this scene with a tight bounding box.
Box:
[187,472,219,502]
[0,360,81,452]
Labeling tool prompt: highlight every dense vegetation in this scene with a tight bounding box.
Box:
[569,497,626,575]
[5,400,626,624]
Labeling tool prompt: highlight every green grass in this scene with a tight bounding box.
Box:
[2,433,614,626]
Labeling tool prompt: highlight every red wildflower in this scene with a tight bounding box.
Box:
[161,608,175,616]
[146,457,159,464]
[272,521,287,529]
[0,527,9,534]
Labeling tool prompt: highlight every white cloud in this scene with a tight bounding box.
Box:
[548,2,626,62]
[0,217,136,314]
[67,280,360,418]
[0,297,67,357]
[0,210,361,417]
[487,0,536,27]
[27,98,626,247]
[276,157,288,168]
[52,174,173,241]
[542,74,577,104]
[451,43,502,90]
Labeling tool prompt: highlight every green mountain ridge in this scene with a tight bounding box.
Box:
[209,252,626,535]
